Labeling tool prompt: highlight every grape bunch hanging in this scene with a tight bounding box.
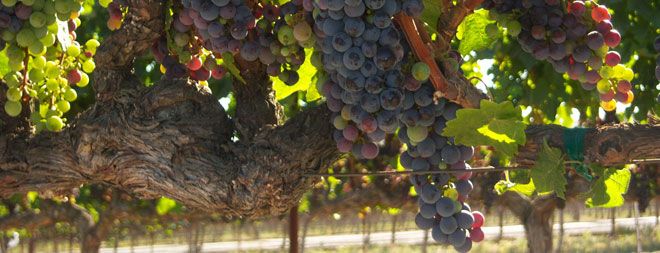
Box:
[483,0,635,111]
[1,0,98,132]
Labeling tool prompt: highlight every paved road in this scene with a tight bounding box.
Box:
[99,216,657,253]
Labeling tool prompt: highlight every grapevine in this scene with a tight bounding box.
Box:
[1,0,98,132]
[483,0,635,111]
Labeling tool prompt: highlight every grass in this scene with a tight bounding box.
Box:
[293,228,660,253]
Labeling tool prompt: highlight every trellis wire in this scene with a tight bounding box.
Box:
[303,158,660,178]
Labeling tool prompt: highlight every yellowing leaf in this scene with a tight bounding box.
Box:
[456,10,498,55]
[586,168,631,208]
[443,100,526,157]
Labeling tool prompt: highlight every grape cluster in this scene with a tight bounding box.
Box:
[315,0,424,159]
[99,0,123,31]
[1,0,96,132]
[483,0,635,111]
[402,92,484,252]
[168,0,313,85]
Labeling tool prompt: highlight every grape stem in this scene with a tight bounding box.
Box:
[19,48,29,99]
[394,14,448,94]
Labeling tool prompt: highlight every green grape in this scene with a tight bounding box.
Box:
[82,59,95,73]
[31,0,45,10]
[56,100,70,113]
[99,0,112,7]
[26,88,37,98]
[6,88,22,102]
[45,61,60,78]
[28,68,45,82]
[77,72,89,87]
[29,12,48,28]
[596,79,611,94]
[277,25,295,46]
[21,0,36,5]
[46,115,64,131]
[63,87,77,101]
[4,100,22,117]
[15,28,36,48]
[46,108,62,117]
[28,41,47,55]
[4,72,21,88]
[412,62,431,81]
[54,0,70,14]
[32,55,47,69]
[46,78,59,92]
[2,30,15,41]
[39,33,56,46]
[485,23,499,38]
[33,25,47,38]
[1,0,18,7]
[407,126,429,143]
[622,68,634,81]
[599,66,613,79]
[8,57,24,72]
[173,32,189,47]
[6,44,24,59]
[505,20,521,37]
[85,38,100,49]
[66,43,81,57]
[42,0,55,15]
[58,76,68,88]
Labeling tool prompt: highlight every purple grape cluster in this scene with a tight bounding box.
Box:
[483,0,635,107]
[316,0,424,159]
[168,0,316,85]
[401,89,484,252]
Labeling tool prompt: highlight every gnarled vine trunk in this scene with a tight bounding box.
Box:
[502,192,557,253]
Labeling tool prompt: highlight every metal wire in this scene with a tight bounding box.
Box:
[303,158,660,178]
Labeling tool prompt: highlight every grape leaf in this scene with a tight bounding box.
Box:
[530,140,567,199]
[220,52,246,84]
[456,9,497,55]
[56,20,72,51]
[0,49,9,76]
[494,179,536,197]
[305,74,321,102]
[273,49,317,100]
[443,100,526,157]
[156,197,178,215]
[585,168,631,208]
[420,0,442,34]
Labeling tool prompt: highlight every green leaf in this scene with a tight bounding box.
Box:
[530,140,567,199]
[456,9,497,55]
[273,49,317,100]
[420,0,442,33]
[586,168,631,208]
[56,20,72,51]
[443,100,526,157]
[494,179,536,197]
[156,197,177,215]
[220,52,245,84]
[0,49,9,76]
[305,74,321,102]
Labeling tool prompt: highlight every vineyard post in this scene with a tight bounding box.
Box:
[289,206,299,253]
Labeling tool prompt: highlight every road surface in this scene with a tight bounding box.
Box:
[98,216,657,253]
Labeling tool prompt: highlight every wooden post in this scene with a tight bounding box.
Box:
[634,202,642,253]
[421,229,428,253]
[300,216,311,253]
[498,205,504,241]
[390,215,397,244]
[556,208,564,253]
[610,208,616,237]
[289,206,299,253]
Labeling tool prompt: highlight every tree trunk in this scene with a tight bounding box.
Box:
[81,234,102,253]
[289,206,299,253]
[503,192,557,253]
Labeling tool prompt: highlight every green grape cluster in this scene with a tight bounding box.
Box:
[1,0,97,132]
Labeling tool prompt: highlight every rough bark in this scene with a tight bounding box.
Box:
[517,123,660,166]
[501,192,557,253]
